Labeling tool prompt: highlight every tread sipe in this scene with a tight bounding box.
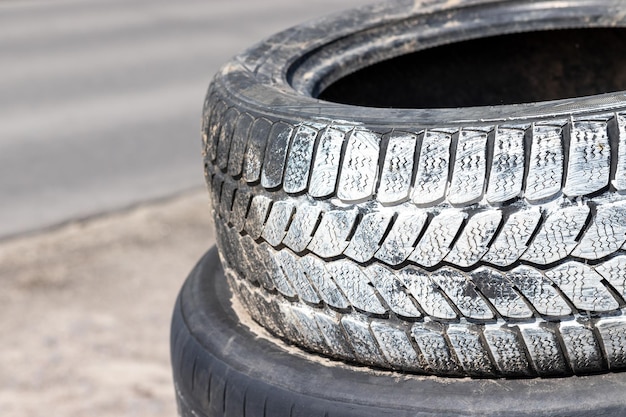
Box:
[203,0,626,377]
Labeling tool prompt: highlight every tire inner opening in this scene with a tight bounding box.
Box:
[318,28,626,109]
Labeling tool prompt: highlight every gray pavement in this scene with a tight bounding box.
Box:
[0,0,369,239]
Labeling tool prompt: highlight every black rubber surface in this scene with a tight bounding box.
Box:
[171,248,626,416]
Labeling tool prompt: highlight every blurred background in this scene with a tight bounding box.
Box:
[0,0,368,416]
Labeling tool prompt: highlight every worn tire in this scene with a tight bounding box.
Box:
[171,248,626,417]
[204,0,626,377]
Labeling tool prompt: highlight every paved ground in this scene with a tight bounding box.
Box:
[0,191,215,417]
[0,0,368,239]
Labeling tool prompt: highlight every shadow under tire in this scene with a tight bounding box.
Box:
[171,248,626,417]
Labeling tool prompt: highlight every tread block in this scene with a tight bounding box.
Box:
[445,210,502,268]
[218,179,237,224]
[525,124,564,202]
[340,316,388,367]
[244,195,272,240]
[239,235,275,290]
[282,204,323,253]
[563,120,611,197]
[375,208,427,265]
[486,127,526,203]
[397,267,457,319]
[337,129,381,201]
[471,268,533,319]
[377,131,417,204]
[307,209,358,258]
[243,118,272,183]
[545,262,619,312]
[308,127,345,198]
[521,205,590,265]
[216,107,240,170]
[411,323,462,375]
[344,210,394,263]
[370,321,424,372]
[261,201,295,246]
[507,266,572,317]
[227,112,254,177]
[210,173,224,212]
[448,130,488,205]
[519,324,568,376]
[326,260,386,315]
[283,125,318,194]
[597,318,626,370]
[313,310,355,360]
[229,187,251,232]
[299,255,349,309]
[411,130,452,205]
[206,100,228,162]
[431,269,494,320]
[261,122,294,189]
[289,305,329,352]
[572,200,626,259]
[482,208,541,267]
[367,264,422,318]
[447,324,496,376]
[260,242,296,297]
[483,325,532,376]
[596,256,626,301]
[408,209,466,267]
[560,321,605,373]
[275,250,321,304]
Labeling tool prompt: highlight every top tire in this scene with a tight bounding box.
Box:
[204,0,626,377]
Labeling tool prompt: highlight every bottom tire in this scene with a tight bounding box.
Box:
[171,247,626,417]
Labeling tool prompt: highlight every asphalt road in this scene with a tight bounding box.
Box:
[0,0,369,239]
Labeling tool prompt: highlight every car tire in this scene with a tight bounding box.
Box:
[203,0,626,377]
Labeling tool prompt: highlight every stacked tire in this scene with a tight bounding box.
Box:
[171,0,626,415]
